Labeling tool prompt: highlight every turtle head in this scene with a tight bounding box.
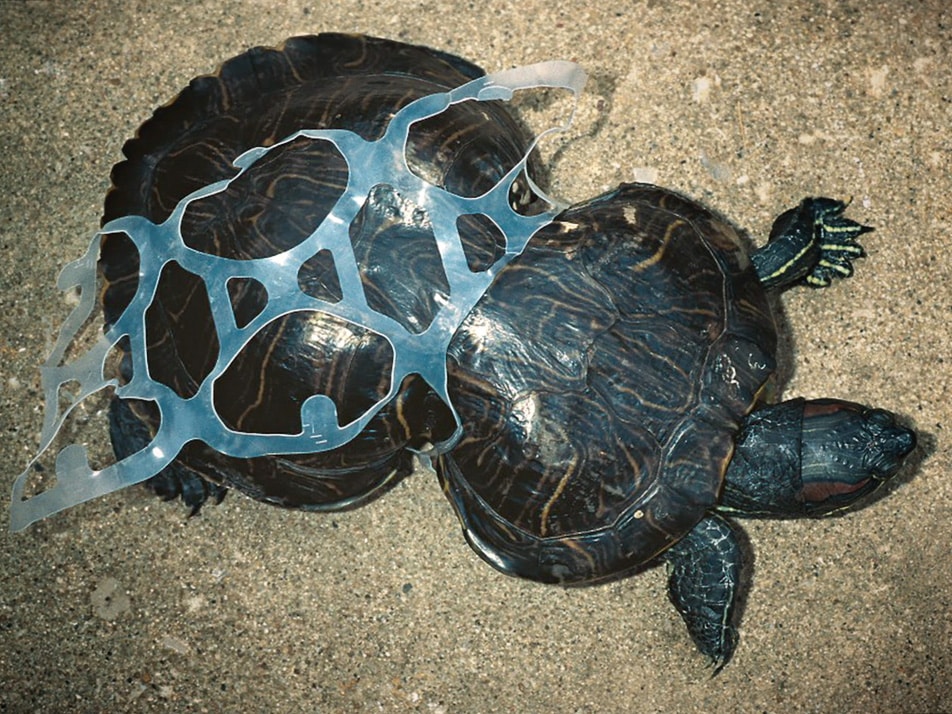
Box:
[798,399,916,514]
[722,398,916,518]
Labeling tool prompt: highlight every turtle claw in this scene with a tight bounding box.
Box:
[145,468,227,516]
[109,397,227,516]
[803,198,870,288]
[708,651,732,677]
[752,197,871,290]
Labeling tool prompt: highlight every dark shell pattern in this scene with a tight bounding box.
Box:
[441,186,776,580]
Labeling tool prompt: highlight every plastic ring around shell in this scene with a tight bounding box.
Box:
[9,59,588,532]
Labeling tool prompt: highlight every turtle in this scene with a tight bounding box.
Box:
[98,33,916,669]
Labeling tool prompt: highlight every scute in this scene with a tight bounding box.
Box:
[439,184,776,580]
[350,184,450,334]
[179,136,349,259]
[145,260,220,399]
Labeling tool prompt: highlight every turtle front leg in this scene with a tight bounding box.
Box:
[751,198,871,289]
[719,398,916,517]
[664,513,741,672]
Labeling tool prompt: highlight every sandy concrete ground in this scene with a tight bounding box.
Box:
[0,1,949,712]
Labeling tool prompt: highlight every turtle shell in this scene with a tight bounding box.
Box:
[100,34,539,508]
[438,184,777,582]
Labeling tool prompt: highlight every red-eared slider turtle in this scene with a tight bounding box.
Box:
[96,34,915,669]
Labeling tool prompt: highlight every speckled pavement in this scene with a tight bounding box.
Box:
[0,2,949,712]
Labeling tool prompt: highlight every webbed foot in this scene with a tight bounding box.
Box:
[752,197,871,290]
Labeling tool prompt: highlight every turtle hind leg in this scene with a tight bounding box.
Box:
[109,397,227,515]
[663,513,742,673]
[144,464,227,515]
[751,197,871,290]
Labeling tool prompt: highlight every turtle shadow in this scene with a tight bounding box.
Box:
[548,69,618,178]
